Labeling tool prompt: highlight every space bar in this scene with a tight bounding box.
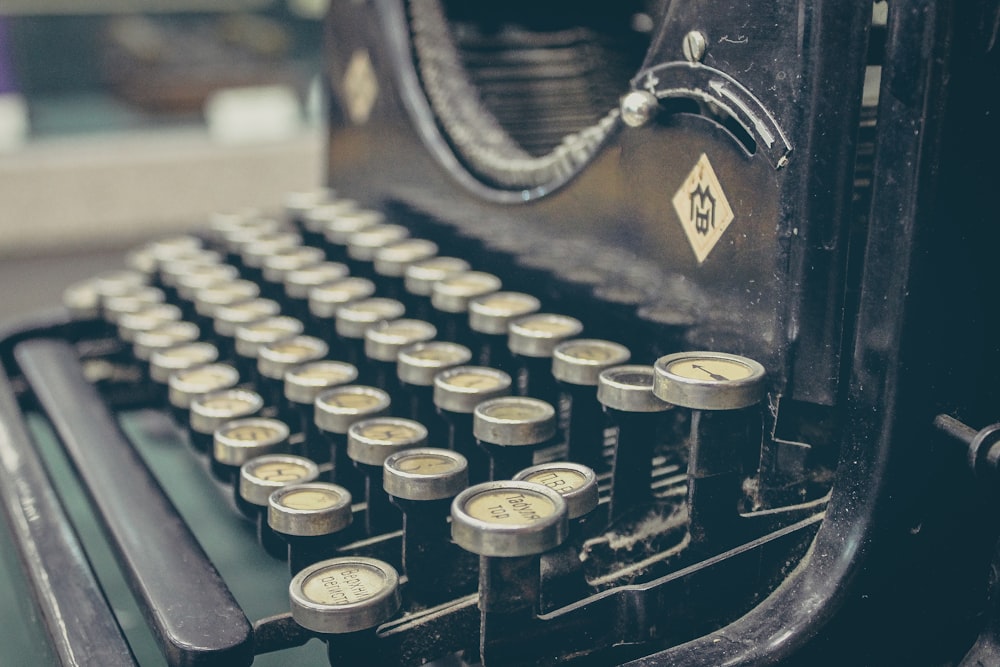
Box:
[16,339,254,667]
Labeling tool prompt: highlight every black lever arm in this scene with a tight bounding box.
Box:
[16,339,254,667]
[0,360,137,666]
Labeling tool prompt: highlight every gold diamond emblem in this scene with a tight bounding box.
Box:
[342,49,379,125]
[671,153,735,264]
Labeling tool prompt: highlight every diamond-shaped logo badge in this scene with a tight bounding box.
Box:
[671,153,735,264]
[342,49,378,125]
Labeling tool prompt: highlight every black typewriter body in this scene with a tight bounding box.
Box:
[2,1,999,666]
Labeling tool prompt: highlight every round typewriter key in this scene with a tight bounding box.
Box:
[190,388,264,451]
[241,454,320,557]
[468,292,542,340]
[301,200,360,245]
[652,351,767,411]
[62,278,102,320]
[468,291,541,371]
[160,252,226,293]
[286,360,360,458]
[653,352,766,553]
[452,480,570,627]
[149,341,219,384]
[282,260,350,324]
[285,187,336,220]
[451,480,568,558]
[160,255,212,286]
[508,313,584,406]
[553,339,632,386]
[383,448,468,502]
[147,236,212,266]
[315,385,391,489]
[509,313,585,359]
[285,260,350,302]
[286,360,360,405]
[321,208,385,248]
[193,279,260,319]
[348,417,427,534]
[208,210,263,242]
[241,454,321,507]
[347,417,427,468]
[431,271,502,345]
[433,366,513,415]
[384,448,471,602]
[284,188,338,241]
[212,297,281,339]
[346,224,410,279]
[271,483,355,574]
[158,250,225,306]
[473,397,557,481]
[347,224,411,261]
[302,199,361,235]
[597,364,671,414]
[289,557,401,635]
[168,362,240,411]
[240,231,302,271]
[315,386,393,438]
[433,366,512,484]
[222,218,284,255]
[397,341,473,388]
[335,298,405,368]
[396,341,472,444]
[513,462,598,521]
[597,365,672,522]
[213,417,291,482]
[335,297,406,341]
[92,269,148,304]
[91,271,152,325]
[473,397,557,447]
[269,482,354,537]
[374,237,439,282]
[234,316,305,379]
[173,263,239,302]
[257,335,330,407]
[403,256,470,320]
[258,335,329,381]
[508,459,602,611]
[365,319,438,364]
[117,303,183,343]
[363,318,437,392]
[145,234,203,265]
[320,209,385,264]
[307,277,376,339]
[552,339,631,469]
[432,271,503,314]
[102,286,166,324]
[347,416,428,465]
[403,256,470,296]
[262,245,325,284]
[132,320,200,362]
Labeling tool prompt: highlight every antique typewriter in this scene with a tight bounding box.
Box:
[2,0,999,665]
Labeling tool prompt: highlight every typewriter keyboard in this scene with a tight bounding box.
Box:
[19,187,833,666]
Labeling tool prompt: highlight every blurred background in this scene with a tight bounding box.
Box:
[0,1,328,319]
